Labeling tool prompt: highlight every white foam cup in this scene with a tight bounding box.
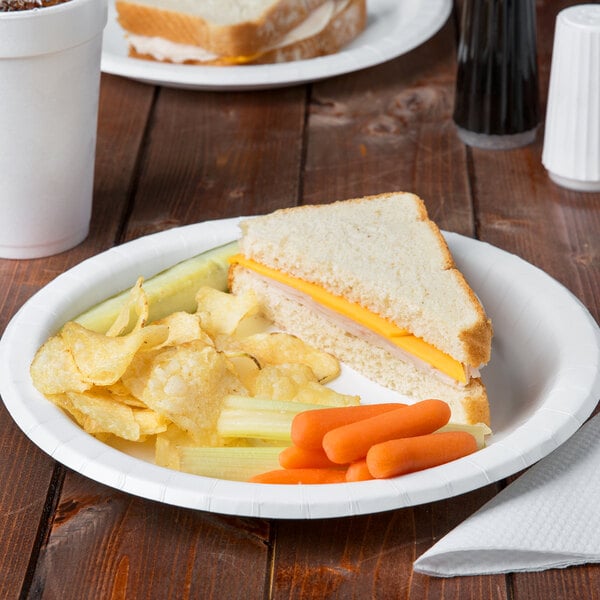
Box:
[0,0,108,259]
[542,4,600,191]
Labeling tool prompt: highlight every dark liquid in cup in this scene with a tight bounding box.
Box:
[0,0,71,11]
[453,0,540,136]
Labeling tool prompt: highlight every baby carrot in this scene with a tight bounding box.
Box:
[291,403,406,450]
[345,459,374,482]
[249,468,347,485]
[322,399,451,464]
[279,445,340,470]
[366,431,478,479]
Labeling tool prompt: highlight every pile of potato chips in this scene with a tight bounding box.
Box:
[30,279,358,476]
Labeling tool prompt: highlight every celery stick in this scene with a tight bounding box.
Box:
[217,409,295,441]
[222,395,328,414]
[218,395,330,441]
[177,446,284,481]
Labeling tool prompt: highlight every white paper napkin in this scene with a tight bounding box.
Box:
[413,411,600,577]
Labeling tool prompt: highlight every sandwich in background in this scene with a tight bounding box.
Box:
[115,0,367,65]
[229,192,493,426]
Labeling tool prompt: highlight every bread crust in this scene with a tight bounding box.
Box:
[424,219,493,367]
[116,0,333,56]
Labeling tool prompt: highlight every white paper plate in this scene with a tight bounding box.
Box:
[1,218,599,519]
[101,0,452,90]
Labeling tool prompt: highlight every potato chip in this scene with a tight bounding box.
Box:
[237,332,340,383]
[60,321,169,387]
[140,340,247,444]
[106,276,149,337]
[104,380,131,397]
[65,390,140,440]
[293,382,360,407]
[155,424,196,469]
[133,408,169,436]
[49,392,87,426]
[103,382,147,407]
[30,335,90,395]
[195,287,259,337]
[232,314,271,339]
[153,311,213,348]
[155,434,179,470]
[253,363,317,401]
[223,352,261,393]
[119,349,161,402]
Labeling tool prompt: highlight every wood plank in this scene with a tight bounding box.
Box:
[272,491,505,600]
[470,142,600,314]
[0,420,57,599]
[301,17,474,235]
[92,75,159,248]
[121,85,308,242]
[0,74,154,599]
[27,476,271,599]
[512,566,600,600]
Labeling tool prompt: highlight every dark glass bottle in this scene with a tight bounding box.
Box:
[453,0,540,149]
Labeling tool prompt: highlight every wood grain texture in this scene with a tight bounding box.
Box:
[0,421,56,599]
[271,491,506,600]
[301,18,473,236]
[121,85,308,242]
[27,476,271,600]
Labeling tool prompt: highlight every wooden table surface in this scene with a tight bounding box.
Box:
[2,1,599,598]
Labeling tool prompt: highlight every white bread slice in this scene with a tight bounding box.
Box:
[120,0,366,65]
[116,0,333,56]
[229,192,493,425]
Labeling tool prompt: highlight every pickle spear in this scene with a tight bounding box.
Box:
[75,241,238,333]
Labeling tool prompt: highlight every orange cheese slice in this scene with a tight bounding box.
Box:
[230,254,468,384]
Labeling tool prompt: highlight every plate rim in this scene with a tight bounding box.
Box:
[1,218,599,519]
[100,0,453,90]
